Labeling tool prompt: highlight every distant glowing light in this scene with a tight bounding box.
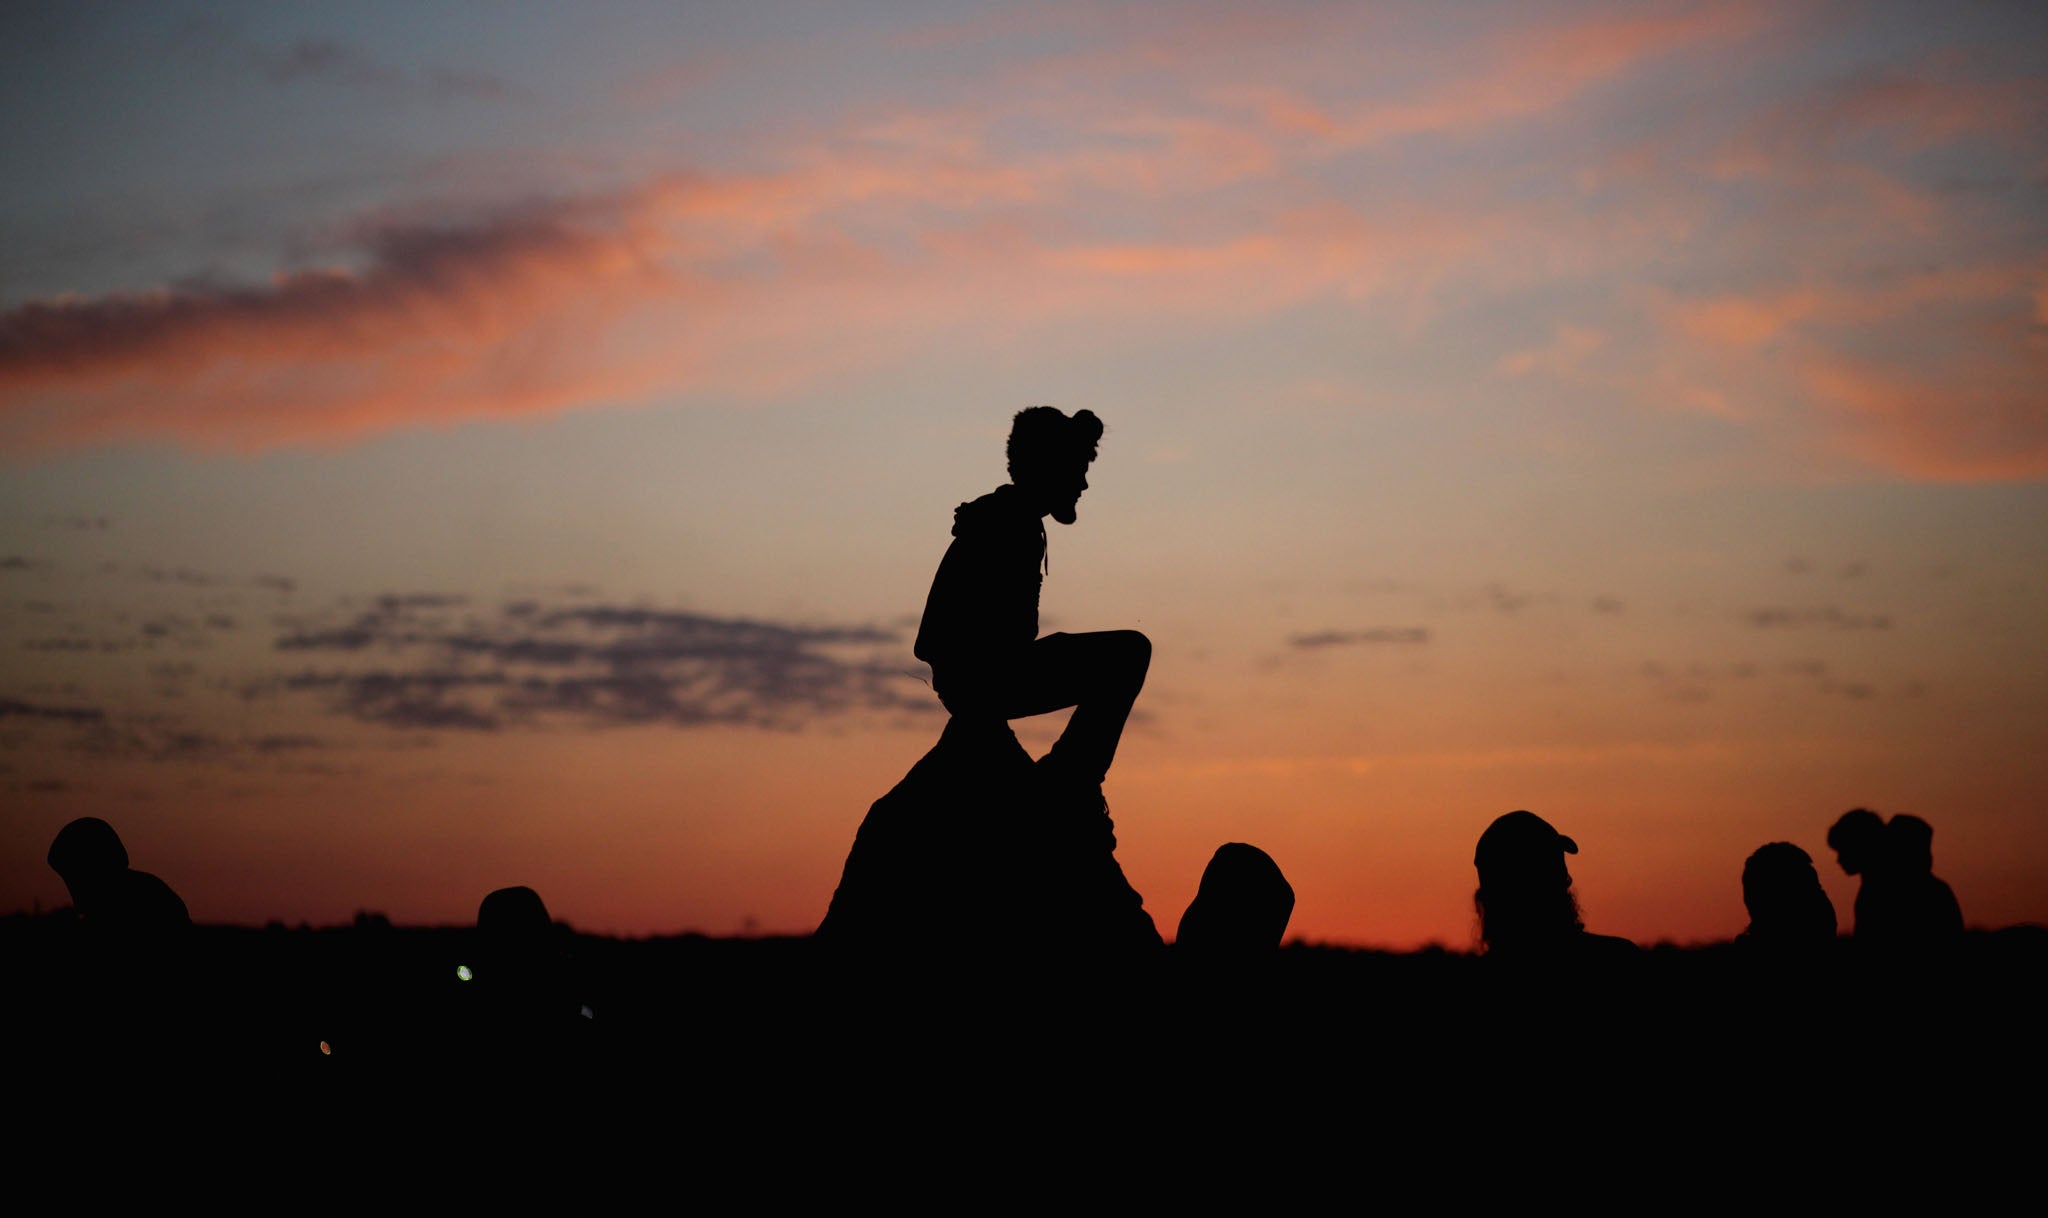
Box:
[580,1006,594,1020]
[456,964,473,981]
[320,1041,332,1056]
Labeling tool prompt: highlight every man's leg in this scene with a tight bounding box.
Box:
[998,630,1151,784]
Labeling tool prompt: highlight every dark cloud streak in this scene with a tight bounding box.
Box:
[267,594,931,733]
[1745,606,1893,630]
[1290,627,1431,648]
[0,697,106,724]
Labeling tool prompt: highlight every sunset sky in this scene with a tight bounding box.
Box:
[4,0,2044,947]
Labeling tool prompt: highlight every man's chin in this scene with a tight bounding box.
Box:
[1050,504,1078,525]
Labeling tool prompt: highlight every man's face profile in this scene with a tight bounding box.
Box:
[1039,457,1089,525]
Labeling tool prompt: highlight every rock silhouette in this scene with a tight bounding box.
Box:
[815,716,1160,955]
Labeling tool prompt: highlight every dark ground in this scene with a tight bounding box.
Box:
[7,914,2042,1199]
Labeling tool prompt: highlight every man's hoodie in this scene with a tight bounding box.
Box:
[914,484,1045,686]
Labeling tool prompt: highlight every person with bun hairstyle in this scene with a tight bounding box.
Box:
[914,406,1151,799]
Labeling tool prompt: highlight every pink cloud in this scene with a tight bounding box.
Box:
[1666,266,2028,348]
[1801,341,2048,482]
[1225,2,1771,150]
[1499,325,1607,378]
[0,196,689,452]
[2,0,2036,489]
[0,126,1495,454]
[1739,64,2048,161]
[1643,265,2048,480]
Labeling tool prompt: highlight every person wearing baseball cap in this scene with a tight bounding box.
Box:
[1473,810,1635,961]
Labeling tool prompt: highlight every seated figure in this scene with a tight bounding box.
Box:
[817,407,1161,955]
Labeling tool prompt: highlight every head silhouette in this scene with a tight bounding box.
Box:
[1008,406,1102,525]
[476,885,559,989]
[1741,842,1837,944]
[1827,808,1886,876]
[1473,810,1583,955]
[48,817,128,885]
[1885,814,1936,876]
[1176,843,1295,953]
[479,885,553,940]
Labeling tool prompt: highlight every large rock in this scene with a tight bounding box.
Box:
[816,717,1160,956]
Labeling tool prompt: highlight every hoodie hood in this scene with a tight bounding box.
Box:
[951,483,1036,538]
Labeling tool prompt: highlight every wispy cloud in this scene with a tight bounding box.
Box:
[1290,627,1431,648]
[0,697,105,724]
[258,38,511,101]
[1745,606,1893,630]
[263,593,933,732]
[1228,2,1772,150]
[2,0,2038,486]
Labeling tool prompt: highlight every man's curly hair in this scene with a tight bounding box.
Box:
[1007,406,1102,482]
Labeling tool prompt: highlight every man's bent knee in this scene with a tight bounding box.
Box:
[1113,630,1151,680]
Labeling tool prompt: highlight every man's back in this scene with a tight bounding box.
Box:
[914,484,1044,682]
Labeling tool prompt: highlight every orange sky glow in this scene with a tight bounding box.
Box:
[4,1,2044,947]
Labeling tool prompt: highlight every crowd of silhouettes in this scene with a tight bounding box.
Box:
[25,800,1988,1052]
[1827,807,1966,948]
[15,407,2034,1141]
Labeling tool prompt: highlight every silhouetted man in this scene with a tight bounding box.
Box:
[1830,807,1907,941]
[46,816,190,938]
[1473,810,1635,961]
[1826,808,1889,933]
[44,817,194,1068]
[1883,814,1964,945]
[914,406,1151,799]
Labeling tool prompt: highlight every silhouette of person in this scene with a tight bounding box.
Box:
[43,817,195,1071]
[1882,814,1964,945]
[469,885,586,1060]
[1828,806,1964,948]
[914,406,1151,798]
[1738,842,1837,950]
[1472,810,1635,961]
[1826,808,1890,939]
[46,816,190,937]
[1176,843,1295,954]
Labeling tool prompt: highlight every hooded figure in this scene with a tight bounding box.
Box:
[1176,843,1295,955]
